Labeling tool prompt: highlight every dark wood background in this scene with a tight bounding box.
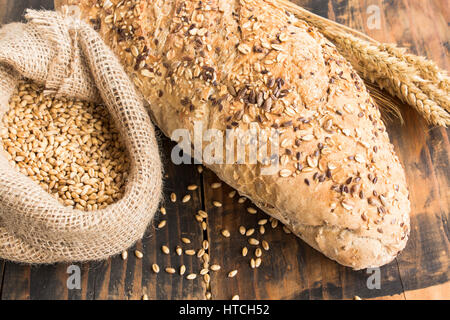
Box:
[0,0,448,300]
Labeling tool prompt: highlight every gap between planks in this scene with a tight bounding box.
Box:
[394,259,407,300]
[0,261,5,299]
[198,166,212,300]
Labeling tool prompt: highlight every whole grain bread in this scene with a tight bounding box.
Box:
[55,0,410,269]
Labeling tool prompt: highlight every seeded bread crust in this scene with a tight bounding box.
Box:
[55,0,410,269]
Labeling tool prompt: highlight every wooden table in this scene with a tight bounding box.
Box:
[0,0,448,300]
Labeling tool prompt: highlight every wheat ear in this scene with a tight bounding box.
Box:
[331,32,450,126]
[274,0,450,127]
[379,43,450,110]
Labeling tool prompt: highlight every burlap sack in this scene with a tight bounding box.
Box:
[0,8,162,263]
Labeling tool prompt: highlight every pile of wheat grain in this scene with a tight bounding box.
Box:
[0,80,129,211]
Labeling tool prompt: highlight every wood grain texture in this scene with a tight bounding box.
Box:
[0,0,54,24]
[205,0,449,300]
[205,168,405,300]
[0,0,448,300]
[371,282,450,300]
[0,260,4,297]
[88,138,206,300]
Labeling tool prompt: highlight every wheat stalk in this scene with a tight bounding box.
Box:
[379,43,450,109]
[331,32,450,126]
[379,43,450,89]
[274,0,450,127]
[365,82,404,124]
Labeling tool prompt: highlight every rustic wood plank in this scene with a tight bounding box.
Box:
[0,0,205,300]
[305,0,450,297]
[1,264,31,300]
[301,0,450,296]
[142,136,206,300]
[403,282,450,300]
[205,0,448,300]
[3,263,69,300]
[0,0,95,301]
[0,0,54,25]
[205,167,405,300]
[91,135,206,300]
[373,282,450,300]
[0,0,448,300]
[360,0,450,296]
[0,137,206,301]
[1,261,96,300]
[0,260,5,297]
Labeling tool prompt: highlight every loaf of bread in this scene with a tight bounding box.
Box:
[55,0,410,269]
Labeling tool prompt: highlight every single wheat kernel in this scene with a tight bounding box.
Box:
[135,250,143,259]
[161,245,170,254]
[283,225,292,234]
[181,237,191,244]
[247,207,257,214]
[245,228,255,236]
[198,210,208,218]
[211,182,222,189]
[186,273,197,280]
[197,248,205,258]
[165,267,176,274]
[210,264,221,271]
[259,225,265,235]
[258,219,268,225]
[228,270,238,278]
[271,219,278,228]
[221,229,231,238]
[157,220,167,229]
[200,268,209,275]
